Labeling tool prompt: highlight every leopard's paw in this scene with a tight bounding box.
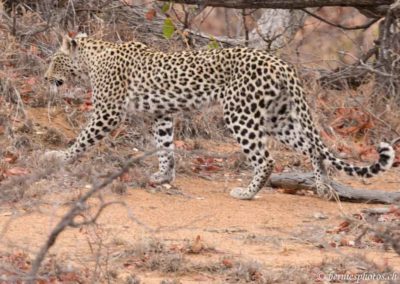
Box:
[150,171,175,184]
[229,187,255,200]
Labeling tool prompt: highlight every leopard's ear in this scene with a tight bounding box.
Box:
[60,34,77,54]
[75,32,87,39]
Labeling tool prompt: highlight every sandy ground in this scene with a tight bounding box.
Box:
[0,107,399,283]
[1,171,400,283]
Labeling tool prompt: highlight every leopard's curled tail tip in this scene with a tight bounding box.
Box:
[377,142,395,171]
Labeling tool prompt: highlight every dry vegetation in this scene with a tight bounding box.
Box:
[0,0,400,283]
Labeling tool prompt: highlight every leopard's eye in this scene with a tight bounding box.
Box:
[55,79,64,86]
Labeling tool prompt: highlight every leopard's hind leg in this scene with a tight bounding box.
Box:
[223,101,275,200]
[150,115,175,184]
[267,106,332,198]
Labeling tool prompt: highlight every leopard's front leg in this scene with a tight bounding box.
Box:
[150,115,175,184]
[45,101,125,163]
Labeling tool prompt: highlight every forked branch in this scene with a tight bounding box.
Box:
[27,150,157,283]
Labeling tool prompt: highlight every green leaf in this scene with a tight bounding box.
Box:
[161,2,171,14]
[207,36,219,49]
[163,18,175,39]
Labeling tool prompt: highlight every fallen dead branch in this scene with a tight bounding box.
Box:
[176,148,400,204]
[268,172,400,204]
[361,206,399,214]
[27,150,157,284]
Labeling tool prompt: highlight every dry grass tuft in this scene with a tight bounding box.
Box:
[160,279,182,284]
[0,151,64,202]
[124,274,141,284]
[226,260,266,283]
[111,180,128,195]
[122,238,187,274]
[174,106,228,141]
[0,251,88,283]
[42,128,65,146]
[147,253,185,273]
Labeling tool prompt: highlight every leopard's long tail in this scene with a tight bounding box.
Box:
[320,142,395,178]
[281,65,395,178]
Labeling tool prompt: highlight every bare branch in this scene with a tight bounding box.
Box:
[301,8,379,30]
[27,150,157,283]
[157,0,394,10]
[69,201,125,227]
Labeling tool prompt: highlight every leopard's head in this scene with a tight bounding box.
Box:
[44,33,87,89]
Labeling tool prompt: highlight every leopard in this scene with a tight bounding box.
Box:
[44,33,395,200]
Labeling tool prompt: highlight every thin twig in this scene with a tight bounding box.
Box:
[27,150,157,283]
[69,201,125,227]
[301,8,380,30]
[242,9,249,46]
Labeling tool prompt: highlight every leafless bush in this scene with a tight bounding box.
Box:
[174,106,228,140]
[125,274,141,284]
[124,238,187,273]
[42,127,65,146]
[0,250,88,283]
[111,180,128,195]
[0,152,64,202]
[354,208,400,256]
[226,260,267,283]
[160,279,182,284]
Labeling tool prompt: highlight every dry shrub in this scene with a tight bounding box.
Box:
[125,274,141,284]
[226,260,267,283]
[174,105,228,141]
[147,253,184,273]
[126,238,187,274]
[17,119,34,134]
[189,257,309,283]
[0,251,88,283]
[13,134,32,149]
[160,279,182,284]
[300,76,400,164]
[0,151,63,202]
[310,254,397,283]
[42,127,65,146]
[111,180,128,195]
[132,238,166,256]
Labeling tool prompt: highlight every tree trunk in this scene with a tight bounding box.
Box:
[248,9,309,49]
[375,9,400,103]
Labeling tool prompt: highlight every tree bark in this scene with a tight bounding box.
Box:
[158,0,393,10]
[267,172,400,204]
[249,9,309,49]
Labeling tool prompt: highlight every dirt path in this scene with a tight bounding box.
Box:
[0,107,399,283]
[1,168,399,283]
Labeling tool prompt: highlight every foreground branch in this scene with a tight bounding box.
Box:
[27,152,399,280]
[158,0,393,9]
[268,172,400,203]
[27,150,157,283]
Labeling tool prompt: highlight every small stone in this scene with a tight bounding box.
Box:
[162,183,172,189]
[313,212,328,220]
